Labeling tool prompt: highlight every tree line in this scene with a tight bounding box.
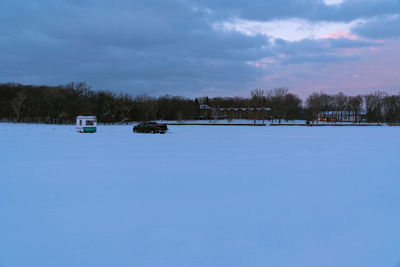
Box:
[0,82,200,124]
[0,82,400,124]
[305,91,400,123]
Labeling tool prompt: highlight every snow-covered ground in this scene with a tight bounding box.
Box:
[1,123,400,267]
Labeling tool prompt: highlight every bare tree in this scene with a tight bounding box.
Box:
[383,94,400,123]
[135,94,156,121]
[365,91,385,123]
[251,89,265,123]
[267,88,288,123]
[348,95,363,123]
[305,92,334,123]
[11,91,27,122]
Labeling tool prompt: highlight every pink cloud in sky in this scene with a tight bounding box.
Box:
[321,30,361,40]
[255,39,400,98]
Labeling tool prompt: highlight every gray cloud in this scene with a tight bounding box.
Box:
[0,0,273,94]
[353,15,400,38]
[193,0,400,22]
[272,37,377,65]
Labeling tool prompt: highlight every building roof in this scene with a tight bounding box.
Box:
[77,116,97,119]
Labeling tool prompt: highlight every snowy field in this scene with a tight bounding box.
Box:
[1,123,400,267]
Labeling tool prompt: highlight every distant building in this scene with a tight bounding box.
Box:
[317,111,365,123]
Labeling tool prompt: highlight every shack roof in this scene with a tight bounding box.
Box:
[77,116,97,120]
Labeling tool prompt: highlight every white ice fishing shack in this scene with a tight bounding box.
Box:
[76,116,97,133]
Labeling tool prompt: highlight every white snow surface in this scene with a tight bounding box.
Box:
[1,123,400,267]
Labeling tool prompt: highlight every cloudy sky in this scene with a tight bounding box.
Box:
[1,0,400,97]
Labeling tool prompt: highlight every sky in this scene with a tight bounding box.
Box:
[1,0,400,97]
